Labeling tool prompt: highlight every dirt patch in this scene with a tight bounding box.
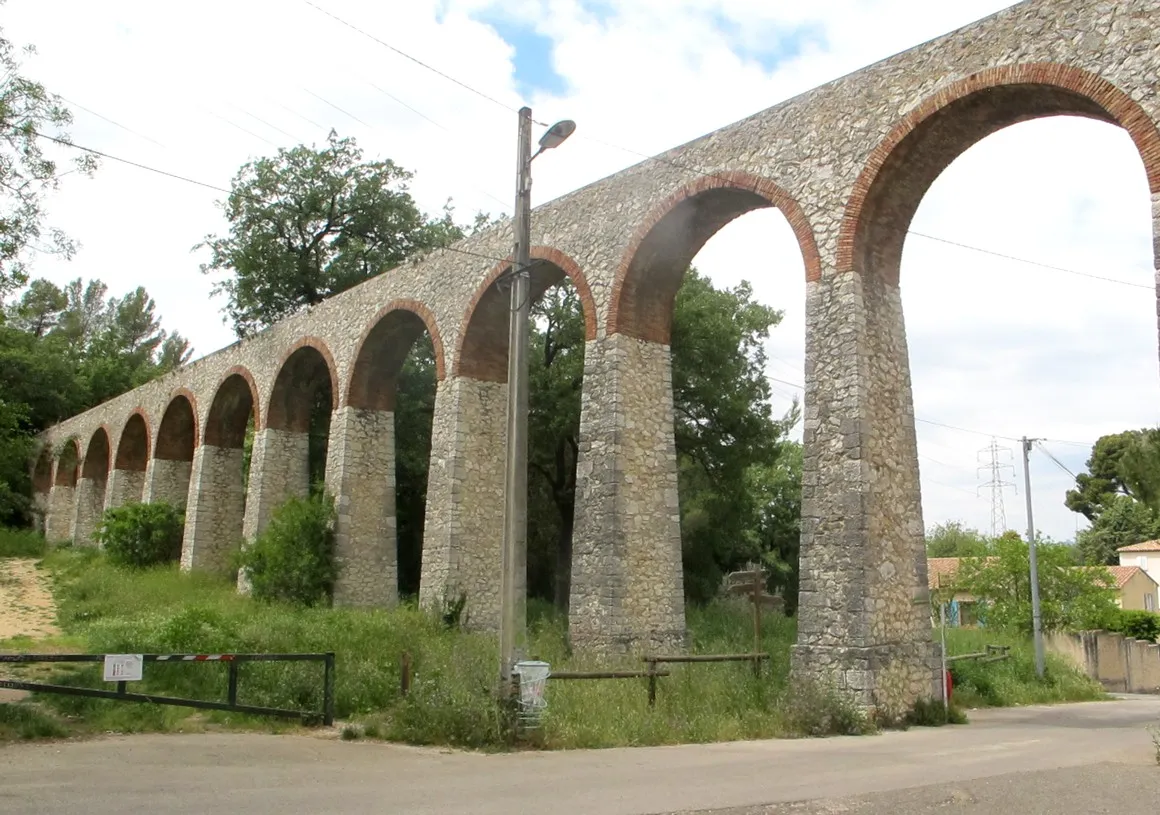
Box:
[0,559,59,642]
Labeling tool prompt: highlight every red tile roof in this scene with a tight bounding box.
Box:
[1116,540,1160,553]
[926,559,1156,591]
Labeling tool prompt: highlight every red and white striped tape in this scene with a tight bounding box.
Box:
[154,654,235,661]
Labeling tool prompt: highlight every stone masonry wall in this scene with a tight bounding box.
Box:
[181,445,245,573]
[571,334,685,653]
[45,485,74,542]
[142,458,192,510]
[71,476,106,548]
[419,376,507,631]
[326,407,397,607]
[105,468,146,511]
[33,0,1160,713]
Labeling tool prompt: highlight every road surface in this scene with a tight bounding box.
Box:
[2,696,1158,814]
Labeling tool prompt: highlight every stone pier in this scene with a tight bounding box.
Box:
[570,334,686,654]
[71,475,107,548]
[45,483,75,543]
[420,375,507,630]
[326,406,397,606]
[104,468,145,511]
[181,445,246,573]
[142,458,193,510]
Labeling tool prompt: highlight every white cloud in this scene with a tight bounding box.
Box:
[3,0,1155,544]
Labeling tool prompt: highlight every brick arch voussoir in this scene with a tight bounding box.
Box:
[451,246,598,378]
[345,299,447,407]
[53,436,82,487]
[115,407,153,470]
[269,336,340,416]
[838,62,1160,279]
[606,170,822,339]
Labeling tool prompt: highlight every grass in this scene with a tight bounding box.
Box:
[0,527,48,558]
[943,628,1107,708]
[0,549,1105,747]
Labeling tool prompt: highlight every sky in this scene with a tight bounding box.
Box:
[4,0,1158,544]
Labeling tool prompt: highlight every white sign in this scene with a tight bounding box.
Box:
[103,654,144,682]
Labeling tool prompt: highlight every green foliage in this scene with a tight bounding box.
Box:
[1106,609,1160,642]
[196,131,484,337]
[238,492,338,607]
[0,703,69,740]
[946,628,1106,707]
[672,269,799,603]
[958,534,1119,635]
[93,502,184,569]
[926,522,990,558]
[0,526,46,557]
[395,335,436,598]
[1075,493,1160,565]
[0,23,98,299]
[1066,431,1141,522]
[14,550,1108,747]
[1118,428,1160,513]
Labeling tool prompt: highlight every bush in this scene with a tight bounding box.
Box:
[0,527,46,557]
[238,492,337,607]
[1106,609,1160,642]
[94,502,184,569]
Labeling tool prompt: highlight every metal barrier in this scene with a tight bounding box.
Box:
[0,652,335,726]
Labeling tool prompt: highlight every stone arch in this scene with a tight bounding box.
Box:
[204,367,261,447]
[114,410,151,472]
[347,300,446,411]
[454,246,598,381]
[266,337,339,432]
[156,390,198,461]
[839,63,1160,285]
[32,446,52,494]
[54,438,80,487]
[81,426,111,481]
[607,170,822,344]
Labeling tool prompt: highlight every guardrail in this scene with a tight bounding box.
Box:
[0,652,335,726]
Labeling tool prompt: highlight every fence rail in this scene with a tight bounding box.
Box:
[0,652,335,726]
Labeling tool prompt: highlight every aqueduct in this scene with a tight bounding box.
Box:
[32,0,1160,717]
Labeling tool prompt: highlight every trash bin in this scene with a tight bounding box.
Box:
[513,660,551,727]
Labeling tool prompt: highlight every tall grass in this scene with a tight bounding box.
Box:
[0,527,47,558]
[5,550,1106,746]
[943,628,1106,707]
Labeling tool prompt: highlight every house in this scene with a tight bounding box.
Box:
[1116,541,1160,603]
[926,557,1160,626]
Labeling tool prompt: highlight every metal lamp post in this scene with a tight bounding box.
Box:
[499,108,575,691]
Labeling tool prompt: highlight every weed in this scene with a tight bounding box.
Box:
[0,527,47,558]
[0,703,69,740]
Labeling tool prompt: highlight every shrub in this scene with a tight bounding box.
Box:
[238,492,337,607]
[0,527,47,558]
[94,502,184,569]
[1106,609,1160,642]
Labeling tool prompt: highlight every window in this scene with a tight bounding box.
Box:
[1139,556,1148,568]
[1146,594,1155,612]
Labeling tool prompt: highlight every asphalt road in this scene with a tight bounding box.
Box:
[3,696,1158,815]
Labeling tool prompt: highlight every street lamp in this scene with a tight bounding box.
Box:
[499,108,575,693]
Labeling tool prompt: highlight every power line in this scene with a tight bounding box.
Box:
[58,95,167,149]
[907,231,1152,290]
[301,1,526,120]
[1035,441,1079,480]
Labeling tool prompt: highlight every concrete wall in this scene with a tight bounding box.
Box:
[1047,630,1160,694]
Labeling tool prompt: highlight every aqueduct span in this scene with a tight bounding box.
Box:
[33,0,1160,717]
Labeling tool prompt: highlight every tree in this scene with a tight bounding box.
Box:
[1065,431,1140,522]
[925,522,990,558]
[197,131,470,337]
[1075,493,1160,565]
[1118,428,1160,513]
[0,18,97,301]
[958,533,1118,634]
[671,269,797,603]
